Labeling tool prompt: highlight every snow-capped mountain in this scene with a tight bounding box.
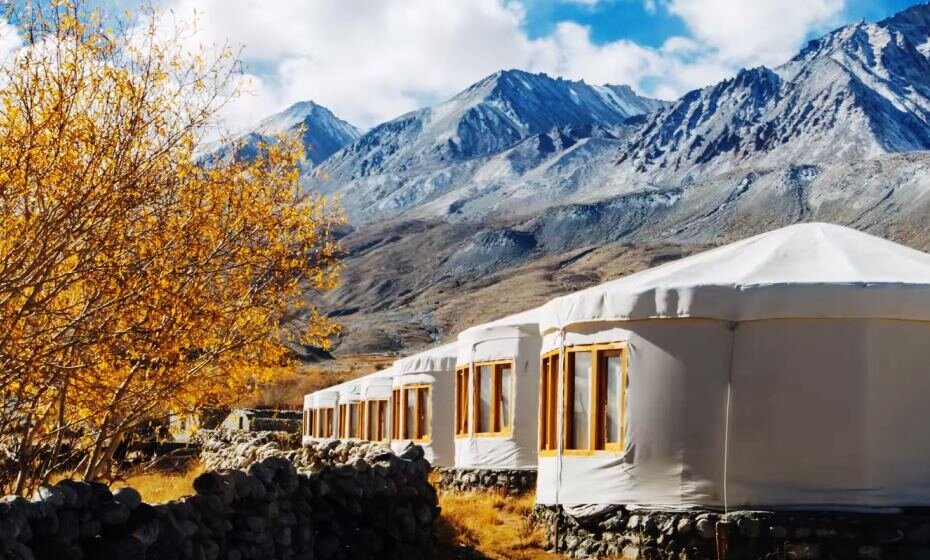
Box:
[217,101,360,165]
[615,2,930,181]
[307,69,668,222]
[288,3,930,354]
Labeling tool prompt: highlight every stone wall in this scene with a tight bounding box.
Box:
[434,467,537,495]
[535,504,930,560]
[0,437,437,560]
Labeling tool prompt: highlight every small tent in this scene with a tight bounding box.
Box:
[536,222,930,509]
[358,367,396,444]
[335,380,364,440]
[454,308,542,470]
[302,390,339,442]
[390,343,459,467]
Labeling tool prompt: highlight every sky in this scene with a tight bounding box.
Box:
[103,0,928,132]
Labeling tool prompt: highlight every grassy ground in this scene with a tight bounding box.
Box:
[436,490,564,560]
[114,465,202,503]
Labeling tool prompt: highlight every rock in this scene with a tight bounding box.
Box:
[696,518,715,540]
[113,487,142,510]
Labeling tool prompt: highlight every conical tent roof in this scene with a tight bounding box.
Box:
[541,222,930,331]
[458,307,540,347]
[393,342,458,376]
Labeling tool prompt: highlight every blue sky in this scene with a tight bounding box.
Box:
[520,1,925,47]
[99,0,930,130]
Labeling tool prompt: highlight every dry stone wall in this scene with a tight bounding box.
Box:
[0,434,438,560]
[535,504,930,560]
[434,467,536,495]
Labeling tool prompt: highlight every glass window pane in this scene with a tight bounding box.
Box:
[349,404,359,438]
[606,355,622,444]
[572,352,592,450]
[405,389,416,439]
[500,366,512,429]
[378,402,386,440]
[479,365,493,432]
[418,388,430,438]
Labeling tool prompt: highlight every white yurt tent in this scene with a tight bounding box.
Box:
[335,379,364,440]
[536,222,930,509]
[358,367,396,443]
[302,389,339,443]
[391,343,459,467]
[455,308,542,470]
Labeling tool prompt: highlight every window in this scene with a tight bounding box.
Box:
[473,361,514,435]
[566,350,592,450]
[391,389,401,440]
[303,410,314,437]
[341,403,360,439]
[539,352,558,452]
[365,400,388,442]
[399,385,431,441]
[565,344,627,452]
[321,407,334,438]
[455,367,469,436]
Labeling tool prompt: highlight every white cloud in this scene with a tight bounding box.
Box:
[155,0,848,132]
[666,0,845,66]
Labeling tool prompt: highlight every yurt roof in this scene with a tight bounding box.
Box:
[458,307,541,346]
[393,342,458,376]
[541,222,930,331]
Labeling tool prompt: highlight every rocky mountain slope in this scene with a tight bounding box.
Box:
[214,100,360,165]
[285,3,930,353]
[305,70,668,223]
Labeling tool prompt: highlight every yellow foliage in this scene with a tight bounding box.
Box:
[0,1,342,492]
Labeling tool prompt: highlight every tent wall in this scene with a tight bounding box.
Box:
[536,319,732,506]
[538,317,930,509]
[727,318,930,508]
[454,326,541,469]
[391,372,456,467]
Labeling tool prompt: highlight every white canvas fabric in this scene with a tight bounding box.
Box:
[390,343,458,467]
[535,223,930,509]
[455,308,542,470]
[540,222,930,331]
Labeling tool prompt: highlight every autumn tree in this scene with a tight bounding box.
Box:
[0,1,342,493]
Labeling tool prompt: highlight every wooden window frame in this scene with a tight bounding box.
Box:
[539,350,560,455]
[454,367,470,437]
[473,360,515,437]
[391,389,401,440]
[363,399,389,442]
[562,343,627,456]
[399,384,432,443]
[342,402,360,439]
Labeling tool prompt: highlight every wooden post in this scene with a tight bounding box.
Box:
[716,520,732,560]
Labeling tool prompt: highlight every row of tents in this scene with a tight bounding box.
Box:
[303,223,930,510]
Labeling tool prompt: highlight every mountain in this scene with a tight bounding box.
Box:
[216,101,360,165]
[615,3,930,182]
[306,70,668,223]
[295,3,930,354]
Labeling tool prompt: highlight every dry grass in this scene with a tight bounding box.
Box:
[437,489,564,560]
[237,353,397,408]
[113,465,203,504]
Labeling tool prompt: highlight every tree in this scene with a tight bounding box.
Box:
[0,1,343,493]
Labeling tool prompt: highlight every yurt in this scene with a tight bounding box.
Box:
[536,222,930,509]
[302,389,339,443]
[358,368,396,443]
[391,343,459,467]
[335,380,363,440]
[454,308,542,470]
